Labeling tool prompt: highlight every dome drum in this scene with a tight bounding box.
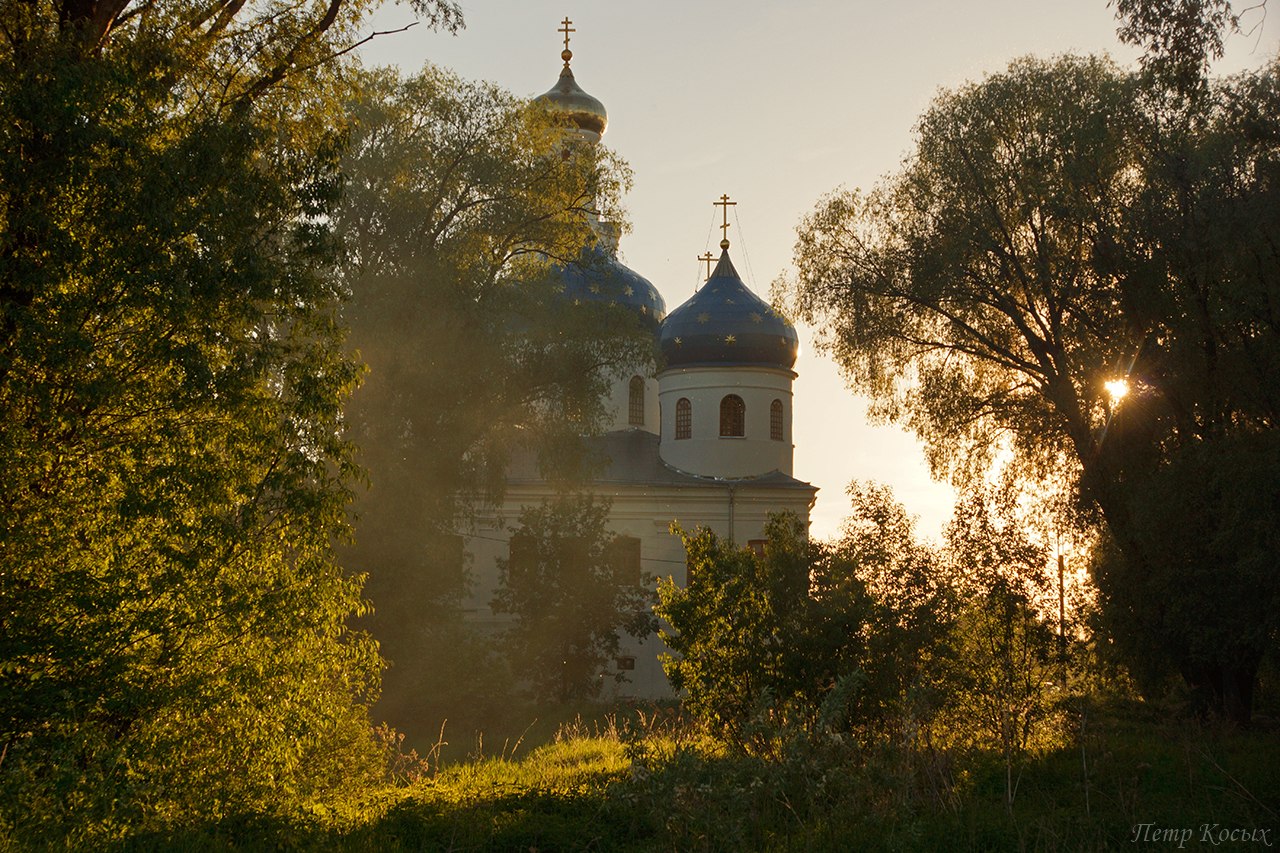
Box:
[658,367,794,479]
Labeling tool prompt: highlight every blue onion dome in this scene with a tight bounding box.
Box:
[558,243,667,328]
[659,249,798,369]
[535,64,607,140]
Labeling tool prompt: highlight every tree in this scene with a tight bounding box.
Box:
[785,54,1280,722]
[0,0,454,838]
[1112,0,1258,96]
[657,515,815,750]
[491,495,656,705]
[942,489,1061,811]
[832,483,952,738]
[334,64,650,725]
[655,507,926,747]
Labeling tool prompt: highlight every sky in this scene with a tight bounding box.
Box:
[358,0,1276,541]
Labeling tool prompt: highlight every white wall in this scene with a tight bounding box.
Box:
[657,365,794,478]
[603,370,659,433]
[463,480,815,700]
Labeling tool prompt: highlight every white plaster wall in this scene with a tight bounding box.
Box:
[603,370,659,433]
[657,366,794,478]
[462,481,815,700]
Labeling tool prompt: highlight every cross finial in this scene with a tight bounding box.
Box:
[714,193,736,249]
[698,251,715,279]
[559,17,575,65]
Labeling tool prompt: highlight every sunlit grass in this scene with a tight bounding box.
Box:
[116,696,1279,852]
[424,736,631,800]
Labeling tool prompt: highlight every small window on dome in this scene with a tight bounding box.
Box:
[628,376,645,426]
[675,398,692,440]
[720,395,745,437]
[770,399,784,441]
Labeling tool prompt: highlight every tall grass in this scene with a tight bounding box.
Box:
[106,696,1277,852]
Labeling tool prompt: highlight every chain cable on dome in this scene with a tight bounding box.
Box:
[731,206,760,294]
[697,207,718,292]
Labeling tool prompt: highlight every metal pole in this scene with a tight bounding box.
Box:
[1058,553,1067,689]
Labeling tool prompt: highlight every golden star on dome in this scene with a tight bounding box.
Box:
[724,297,734,304]
[573,298,581,305]
[750,312,763,323]
[623,285,634,296]
[674,336,683,345]
[697,312,710,324]
[640,305,648,314]
[725,334,737,344]
[589,283,601,294]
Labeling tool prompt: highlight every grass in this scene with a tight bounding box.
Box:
[112,697,1279,852]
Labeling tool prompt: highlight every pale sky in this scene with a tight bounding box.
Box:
[360,0,1276,541]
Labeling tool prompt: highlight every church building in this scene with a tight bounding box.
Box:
[462,22,816,698]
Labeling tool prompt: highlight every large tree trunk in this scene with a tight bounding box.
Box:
[1182,655,1260,727]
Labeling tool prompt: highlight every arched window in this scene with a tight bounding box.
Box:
[770,399,784,441]
[675,397,692,440]
[628,376,645,426]
[719,394,745,437]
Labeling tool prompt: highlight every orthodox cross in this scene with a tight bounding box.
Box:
[559,17,575,64]
[699,251,715,279]
[714,193,736,248]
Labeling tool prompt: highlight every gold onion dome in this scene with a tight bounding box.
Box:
[534,19,607,140]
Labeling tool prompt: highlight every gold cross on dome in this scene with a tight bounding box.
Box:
[559,17,575,61]
[699,251,714,279]
[714,194,736,248]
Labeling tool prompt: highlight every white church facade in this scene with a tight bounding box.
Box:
[461,23,816,698]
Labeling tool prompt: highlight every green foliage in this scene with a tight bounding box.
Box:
[1113,0,1242,95]
[657,498,953,752]
[334,64,652,729]
[338,63,642,522]
[786,55,1139,490]
[657,513,875,752]
[491,495,657,705]
[942,489,1065,809]
[785,51,1280,721]
[116,697,1280,852]
[833,483,953,738]
[659,488,1069,784]
[1092,434,1280,711]
[0,0,470,841]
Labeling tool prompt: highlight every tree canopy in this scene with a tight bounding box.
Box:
[333,63,652,728]
[784,51,1280,721]
[492,495,656,705]
[0,0,455,839]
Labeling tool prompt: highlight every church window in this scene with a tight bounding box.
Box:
[675,397,692,439]
[747,539,767,556]
[720,394,745,437]
[628,376,645,425]
[616,655,636,671]
[770,399,784,441]
[607,535,642,586]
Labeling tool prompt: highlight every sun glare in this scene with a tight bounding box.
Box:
[1104,378,1130,402]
